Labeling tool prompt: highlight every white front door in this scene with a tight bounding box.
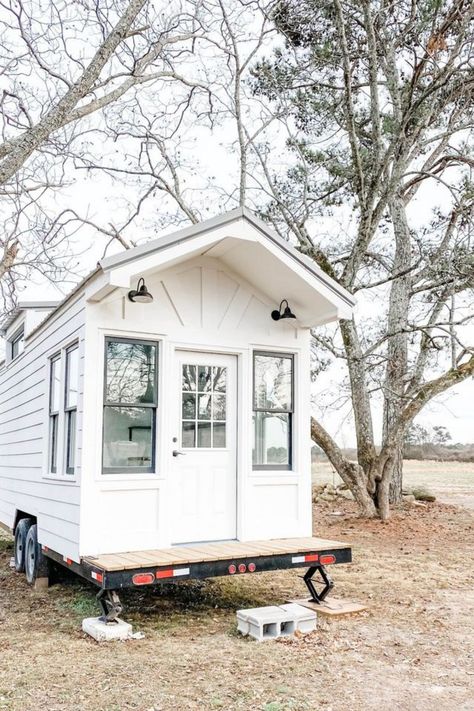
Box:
[171,351,237,544]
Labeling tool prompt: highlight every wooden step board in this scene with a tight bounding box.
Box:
[83,536,349,572]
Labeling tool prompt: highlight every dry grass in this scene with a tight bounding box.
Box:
[1,489,474,711]
[314,459,474,504]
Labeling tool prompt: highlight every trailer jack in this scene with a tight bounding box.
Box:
[302,564,334,603]
[97,589,123,623]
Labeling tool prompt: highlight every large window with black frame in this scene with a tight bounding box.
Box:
[102,338,158,473]
[64,344,79,474]
[252,352,294,470]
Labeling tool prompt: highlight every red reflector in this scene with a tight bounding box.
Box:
[132,572,155,585]
[238,563,246,573]
[248,562,256,572]
[320,554,336,565]
[228,564,237,575]
[305,554,319,562]
[156,569,174,579]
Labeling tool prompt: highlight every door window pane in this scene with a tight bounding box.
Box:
[252,412,290,466]
[105,341,156,404]
[103,407,153,470]
[213,394,226,420]
[182,421,196,447]
[198,365,212,392]
[181,363,227,449]
[182,393,196,419]
[212,366,227,392]
[213,422,226,448]
[197,422,212,448]
[182,365,196,391]
[254,354,292,411]
[198,394,211,419]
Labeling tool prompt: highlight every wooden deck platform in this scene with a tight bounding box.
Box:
[83,536,349,572]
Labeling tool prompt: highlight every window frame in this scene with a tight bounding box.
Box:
[49,353,61,474]
[102,336,159,475]
[10,326,25,361]
[252,351,294,471]
[180,364,228,451]
[64,344,79,475]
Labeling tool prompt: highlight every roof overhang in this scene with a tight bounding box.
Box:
[0,300,60,335]
[86,208,355,328]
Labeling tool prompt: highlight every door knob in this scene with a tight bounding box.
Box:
[172,450,186,457]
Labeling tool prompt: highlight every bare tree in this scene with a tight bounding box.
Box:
[251,0,474,517]
[0,0,204,310]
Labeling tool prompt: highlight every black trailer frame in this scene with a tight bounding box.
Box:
[43,544,352,623]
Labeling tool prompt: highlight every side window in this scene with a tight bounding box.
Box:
[65,345,79,474]
[49,355,61,473]
[10,327,24,361]
[102,338,158,473]
[252,352,294,470]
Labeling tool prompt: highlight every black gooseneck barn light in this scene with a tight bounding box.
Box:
[128,277,154,304]
[271,299,296,321]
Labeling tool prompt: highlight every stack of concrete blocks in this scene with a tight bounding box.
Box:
[237,603,316,642]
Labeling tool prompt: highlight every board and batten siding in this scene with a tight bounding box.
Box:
[79,256,312,556]
[0,295,86,561]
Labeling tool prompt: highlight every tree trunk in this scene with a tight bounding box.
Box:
[311,417,377,517]
[389,446,403,504]
[383,195,412,506]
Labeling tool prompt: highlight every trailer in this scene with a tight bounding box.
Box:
[0,208,355,616]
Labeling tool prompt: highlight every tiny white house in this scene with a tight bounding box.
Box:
[0,208,354,608]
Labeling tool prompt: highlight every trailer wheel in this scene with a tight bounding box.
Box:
[24,524,49,585]
[14,517,34,573]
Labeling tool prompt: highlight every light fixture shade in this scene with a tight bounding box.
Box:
[271,299,296,321]
[128,278,153,303]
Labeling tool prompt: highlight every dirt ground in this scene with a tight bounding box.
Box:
[1,467,474,710]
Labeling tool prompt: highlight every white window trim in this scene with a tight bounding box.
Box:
[43,341,79,481]
[101,335,160,477]
[6,323,25,364]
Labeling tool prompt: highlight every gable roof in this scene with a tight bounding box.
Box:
[24,207,355,340]
[99,207,354,312]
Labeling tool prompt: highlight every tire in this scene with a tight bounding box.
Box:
[14,517,33,573]
[24,524,49,585]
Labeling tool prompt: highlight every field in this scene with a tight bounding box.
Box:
[0,461,473,711]
[313,459,474,509]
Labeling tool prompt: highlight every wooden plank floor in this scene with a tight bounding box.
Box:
[83,536,350,572]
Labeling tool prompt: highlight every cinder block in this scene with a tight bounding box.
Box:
[279,603,317,634]
[82,617,132,642]
[237,604,316,642]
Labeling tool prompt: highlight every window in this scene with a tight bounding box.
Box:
[64,345,79,474]
[49,355,61,473]
[102,338,158,473]
[181,364,227,449]
[10,327,24,360]
[48,344,79,477]
[252,352,294,470]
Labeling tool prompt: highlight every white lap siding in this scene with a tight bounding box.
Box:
[0,295,85,561]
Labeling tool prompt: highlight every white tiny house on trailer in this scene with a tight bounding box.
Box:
[0,208,354,595]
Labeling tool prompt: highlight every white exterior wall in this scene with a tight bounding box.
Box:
[0,295,86,561]
[80,256,312,557]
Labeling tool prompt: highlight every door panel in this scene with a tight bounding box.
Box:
[171,351,237,544]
